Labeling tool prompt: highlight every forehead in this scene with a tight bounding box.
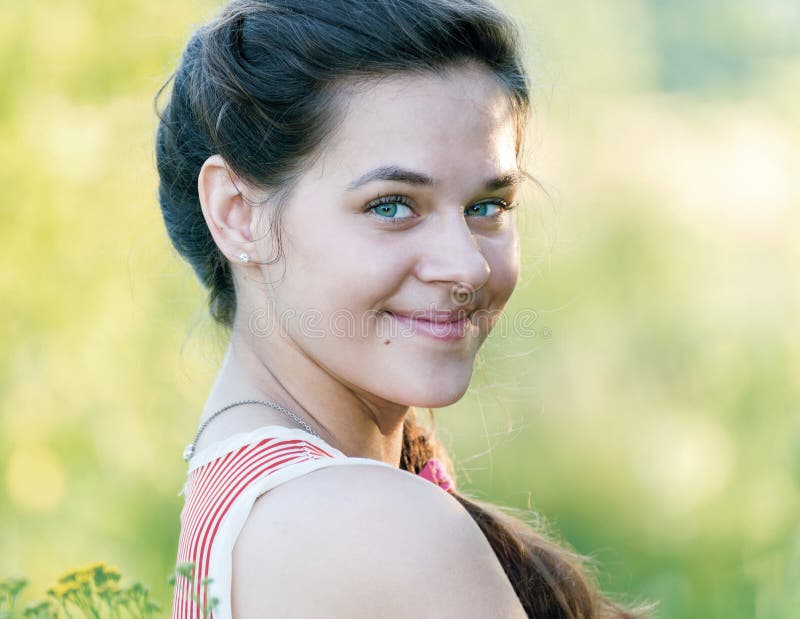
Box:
[313,65,519,184]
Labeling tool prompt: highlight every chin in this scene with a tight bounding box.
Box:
[393,367,474,409]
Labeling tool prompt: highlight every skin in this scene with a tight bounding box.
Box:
[195,62,522,467]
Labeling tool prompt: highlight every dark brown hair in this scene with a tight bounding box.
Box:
[155,1,656,616]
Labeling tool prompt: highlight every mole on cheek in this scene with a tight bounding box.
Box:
[384,340,391,345]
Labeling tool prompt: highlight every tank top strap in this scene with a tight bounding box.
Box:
[172,425,395,619]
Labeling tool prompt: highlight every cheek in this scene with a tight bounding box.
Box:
[483,228,520,301]
[299,223,413,313]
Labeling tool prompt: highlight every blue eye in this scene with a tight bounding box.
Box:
[466,200,512,217]
[370,202,413,219]
[364,195,516,226]
[365,195,415,223]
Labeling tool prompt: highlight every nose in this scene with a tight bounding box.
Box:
[414,211,491,297]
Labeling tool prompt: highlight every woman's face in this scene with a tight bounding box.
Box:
[249,64,522,409]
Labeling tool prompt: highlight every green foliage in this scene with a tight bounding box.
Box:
[1,563,220,619]
[1,563,160,619]
[167,563,218,618]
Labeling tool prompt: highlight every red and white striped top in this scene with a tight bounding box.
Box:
[171,425,396,619]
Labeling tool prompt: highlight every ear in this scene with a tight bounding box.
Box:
[198,154,266,264]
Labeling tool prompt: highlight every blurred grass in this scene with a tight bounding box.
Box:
[1,1,798,617]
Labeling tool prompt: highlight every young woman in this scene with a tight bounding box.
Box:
[156,0,654,617]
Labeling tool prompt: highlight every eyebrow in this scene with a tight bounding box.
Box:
[345,165,522,192]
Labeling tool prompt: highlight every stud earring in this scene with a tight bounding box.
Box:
[238,252,250,263]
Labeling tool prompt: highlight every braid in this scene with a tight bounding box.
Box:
[400,408,456,479]
[400,410,653,618]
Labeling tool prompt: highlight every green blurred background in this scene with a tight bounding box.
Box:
[1,0,798,617]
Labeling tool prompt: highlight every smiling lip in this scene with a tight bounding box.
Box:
[386,311,470,340]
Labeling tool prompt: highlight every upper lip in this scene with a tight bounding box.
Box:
[388,309,472,323]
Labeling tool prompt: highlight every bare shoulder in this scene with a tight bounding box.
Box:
[231,463,527,618]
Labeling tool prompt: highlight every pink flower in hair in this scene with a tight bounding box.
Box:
[418,458,456,493]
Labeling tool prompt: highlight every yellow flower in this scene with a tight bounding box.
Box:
[56,569,80,584]
[47,581,81,598]
[80,561,108,573]
[76,573,92,584]
[97,581,121,595]
[57,561,121,588]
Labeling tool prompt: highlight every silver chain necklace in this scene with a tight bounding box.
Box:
[183,399,320,462]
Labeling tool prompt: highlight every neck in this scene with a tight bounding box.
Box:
[202,327,408,467]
